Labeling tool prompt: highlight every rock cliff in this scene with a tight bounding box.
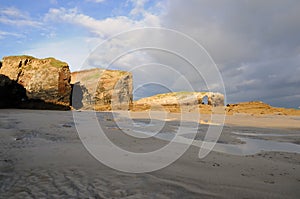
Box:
[71,68,133,110]
[0,56,72,107]
[133,91,224,112]
[135,92,224,106]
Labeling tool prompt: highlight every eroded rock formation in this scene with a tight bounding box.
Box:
[71,68,133,110]
[0,56,71,107]
[226,101,300,115]
[135,92,224,106]
[133,92,224,112]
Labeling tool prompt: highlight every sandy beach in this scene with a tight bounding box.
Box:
[1,0,300,198]
[1,109,300,198]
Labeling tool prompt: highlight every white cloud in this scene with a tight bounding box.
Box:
[129,0,148,16]
[0,30,24,39]
[0,7,28,18]
[25,0,162,71]
[39,5,162,73]
[0,7,42,27]
[44,7,160,38]
[0,18,41,27]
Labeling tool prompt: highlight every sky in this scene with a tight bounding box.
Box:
[0,0,300,108]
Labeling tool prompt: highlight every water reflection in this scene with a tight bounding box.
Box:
[121,121,300,156]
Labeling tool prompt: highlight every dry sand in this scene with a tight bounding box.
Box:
[0,109,300,198]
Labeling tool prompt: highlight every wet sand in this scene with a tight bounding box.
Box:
[0,109,300,198]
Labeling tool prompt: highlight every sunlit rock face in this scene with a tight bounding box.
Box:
[71,68,133,110]
[226,101,300,116]
[135,92,224,106]
[0,55,72,107]
[132,92,224,112]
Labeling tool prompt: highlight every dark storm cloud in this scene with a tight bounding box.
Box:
[161,0,300,108]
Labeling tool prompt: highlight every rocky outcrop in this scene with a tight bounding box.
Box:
[133,92,224,112]
[0,56,72,107]
[226,101,300,115]
[71,68,133,110]
[135,92,224,106]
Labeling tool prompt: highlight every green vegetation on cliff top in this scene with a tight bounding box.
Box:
[46,57,68,68]
[3,55,35,60]
[2,55,68,68]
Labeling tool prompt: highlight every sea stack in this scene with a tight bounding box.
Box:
[0,55,72,107]
[71,68,133,111]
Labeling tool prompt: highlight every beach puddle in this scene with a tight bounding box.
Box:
[77,112,300,156]
[123,126,300,156]
[229,137,300,155]
[231,131,300,137]
[166,132,300,155]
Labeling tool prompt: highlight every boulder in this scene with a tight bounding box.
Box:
[0,55,72,107]
[71,68,133,110]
